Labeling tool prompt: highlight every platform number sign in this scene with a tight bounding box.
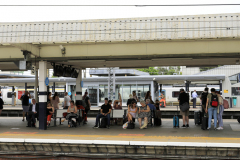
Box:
[45,77,49,86]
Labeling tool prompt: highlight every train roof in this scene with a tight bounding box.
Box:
[0,75,225,86]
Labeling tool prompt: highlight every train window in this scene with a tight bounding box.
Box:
[190,91,202,97]
[172,91,180,98]
[7,92,16,98]
[57,92,65,98]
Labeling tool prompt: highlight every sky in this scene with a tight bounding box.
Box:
[0,0,240,22]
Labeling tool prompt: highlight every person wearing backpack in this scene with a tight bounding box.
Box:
[200,88,209,118]
[216,91,224,130]
[205,88,218,130]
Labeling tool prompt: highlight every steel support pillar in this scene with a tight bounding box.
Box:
[75,69,82,106]
[39,61,47,130]
[25,83,27,92]
[220,80,223,95]
[12,86,15,106]
[108,67,115,100]
[64,85,66,93]
[35,70,38,102]
[52,82,55,94]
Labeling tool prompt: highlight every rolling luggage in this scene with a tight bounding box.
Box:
[194,111,202,125]
[173,106,179,128]
[201,114,208,130]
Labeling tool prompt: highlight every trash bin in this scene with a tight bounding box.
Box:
[233,97,237,106]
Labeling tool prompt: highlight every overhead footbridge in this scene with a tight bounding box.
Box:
[0,13,240,69]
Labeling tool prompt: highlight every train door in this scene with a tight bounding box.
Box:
[88,86,98,106]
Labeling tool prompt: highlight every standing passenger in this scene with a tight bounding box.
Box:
[63,92,71,109]
[83,92,91,122]
[216,91,224,130]
[132,91,138,102]
[178,89,190,128]
[200,88,209,118]
[52,92,60,110]
[205,88,218,130]
[21,91,31,122]
[144,91,154,104]
[47,92,52,104]
[192,90,198,108]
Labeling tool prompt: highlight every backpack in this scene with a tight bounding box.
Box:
[127,122,135,129]
[201,92,208,106]
[223,99,229,109]
[211,94,218,107]
[99,118,107,128]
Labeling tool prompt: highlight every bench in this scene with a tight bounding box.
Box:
[54,109,83,127]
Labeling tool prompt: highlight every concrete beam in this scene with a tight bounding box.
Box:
[11,43,40,57]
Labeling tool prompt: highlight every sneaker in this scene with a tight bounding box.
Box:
[181,125,186,128]
[107,125,110,129]
[216,127,223,130]
[186,124,189,128]
[207,127,210,130]
[93,125,99,128]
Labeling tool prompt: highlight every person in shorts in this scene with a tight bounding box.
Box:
[178,89,189,128]
[21,91,31,122]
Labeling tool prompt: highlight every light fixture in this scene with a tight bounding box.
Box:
[152,58,192,61]
[59,45,66,54]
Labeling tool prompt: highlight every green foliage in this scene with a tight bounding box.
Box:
[137,66,181,75]
[137,67,159,75]
[200,67,216,72]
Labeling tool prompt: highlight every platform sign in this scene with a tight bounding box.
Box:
[224,90,228,93]
[68,92,71,96]
[81,81,84,88]
[45,77,49,86]
[18,91,24,99]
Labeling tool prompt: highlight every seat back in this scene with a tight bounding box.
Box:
[56,109,68,118]
[112,109,125,118]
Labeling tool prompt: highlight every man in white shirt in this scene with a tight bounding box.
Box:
[192,90,198,108]
[64,92,71,109]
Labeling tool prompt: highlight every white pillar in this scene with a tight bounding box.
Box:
[66,82,69,92]
[76,69,82,103]
[39,61,47,130]
[35,70,38,103]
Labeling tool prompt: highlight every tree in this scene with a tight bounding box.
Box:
[137,66,182,75]
[137,67,159,75]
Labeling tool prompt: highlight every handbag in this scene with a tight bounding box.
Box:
[180,102,190,112]
[122,122,128,129]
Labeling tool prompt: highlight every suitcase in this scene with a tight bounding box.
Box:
[194,111,202,125]
[201,114,208,130]
[173,106,179,128]
[154,118,162,126]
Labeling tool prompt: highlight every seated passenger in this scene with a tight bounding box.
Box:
[114,93,122,109]
[47,102,54,127]
[65,100,78,127]
[127,100,138,123]
[93,98,112,129]
[146,99,156,110]
[27,99,39,127]
[138,100,150,129]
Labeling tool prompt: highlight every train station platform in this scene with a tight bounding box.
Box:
[1,117,240,159]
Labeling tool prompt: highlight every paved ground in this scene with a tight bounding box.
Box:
[1,117,240,145]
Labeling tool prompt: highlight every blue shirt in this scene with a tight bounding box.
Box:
[192,92,198,98]
[147,103,156,110]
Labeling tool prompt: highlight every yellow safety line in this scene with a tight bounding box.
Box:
[1,133,240,141]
